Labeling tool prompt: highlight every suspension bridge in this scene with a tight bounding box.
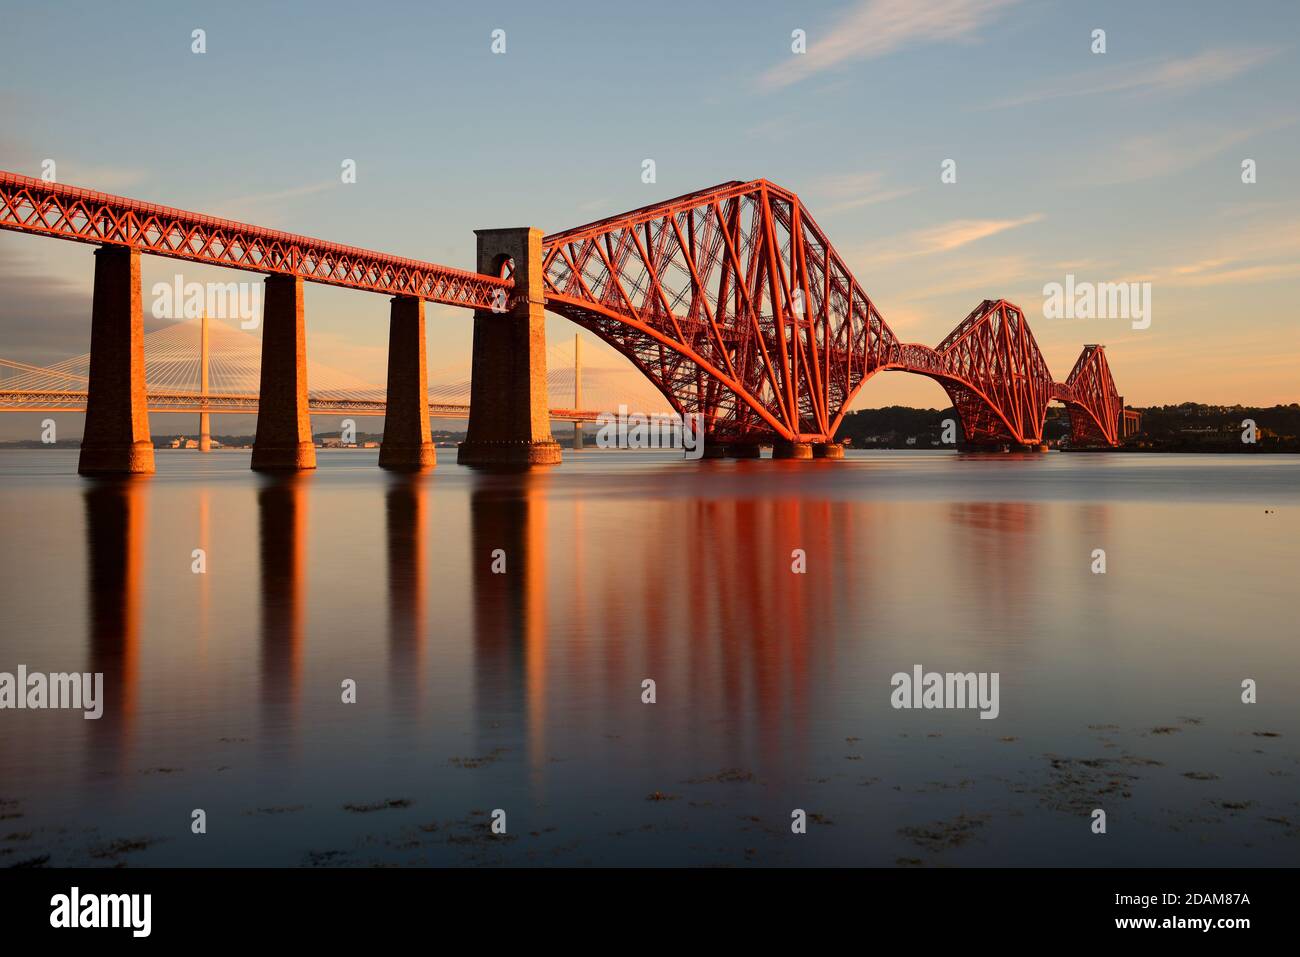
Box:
[0,169,1139,473]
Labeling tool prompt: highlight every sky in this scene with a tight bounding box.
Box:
[1,0,1297,439]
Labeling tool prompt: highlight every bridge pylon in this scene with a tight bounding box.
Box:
[378,295,436,471]
[251,274,316,471]
[457,227,561,467]
[78,245,154,475]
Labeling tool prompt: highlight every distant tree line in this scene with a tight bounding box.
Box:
[5,404,1297,452]
[834,406,958,448]
[834,403,1300,452]
[1126,403,1299,451]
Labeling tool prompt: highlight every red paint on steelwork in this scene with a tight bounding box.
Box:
[0,172,509,310]
[542,180,1123,446]
[0,172,1125,446]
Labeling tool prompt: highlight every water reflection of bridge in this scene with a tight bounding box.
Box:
[77,470,873,783]
[78,470,1111,793]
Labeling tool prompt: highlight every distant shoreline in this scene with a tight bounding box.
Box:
[4,401,1298,453]
[2,442,1295,455]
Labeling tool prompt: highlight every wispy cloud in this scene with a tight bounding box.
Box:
[1164,220,1300,288]
[0,239,98,365]
[1079,115,1296,186]
[1174,261,1300,287]
[53,163,149,193]
[759,0,1019,90]
[210,181,338,224]
[985,46,1282,110]
[897,213,1044,258]
[1174,257,1236,277]
[0,154,148,193]
[744,114,821,144]
[879,253,1039,303]
[809,171,918,213]
[847,251,1045,347]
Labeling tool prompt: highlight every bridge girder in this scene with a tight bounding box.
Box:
[0,170,1127,449]
[542,184,1124,447]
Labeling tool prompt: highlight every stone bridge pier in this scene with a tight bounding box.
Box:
[378,295,437,471]
[78,245,154,475]
[251,274,315,471]
[457,227,561,467]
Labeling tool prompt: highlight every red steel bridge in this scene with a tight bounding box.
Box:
[0,169,1135,473]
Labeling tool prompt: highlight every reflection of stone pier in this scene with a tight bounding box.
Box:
[386,475,429,703]
[258,474,309,738]
[82,476,147,774]
[470,473,549,770]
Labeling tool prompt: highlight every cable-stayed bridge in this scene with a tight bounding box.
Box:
[0,317,673,424]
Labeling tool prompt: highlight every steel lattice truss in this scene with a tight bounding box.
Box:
[891,300,1056,444]
[543,180,1123,447]
[0,172,509,309]
[0,170,1124,446]
[542,180,895,443]
[1057,345,1122,446]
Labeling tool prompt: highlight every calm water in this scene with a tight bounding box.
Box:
[1,448,1297,867]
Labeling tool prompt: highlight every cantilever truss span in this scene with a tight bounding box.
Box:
[1,171,1127,447]
[541,180,1126,447]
